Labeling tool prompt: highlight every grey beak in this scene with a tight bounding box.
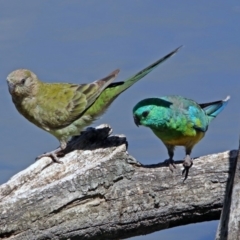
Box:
[133,115,140,127]
[7,81,15,94]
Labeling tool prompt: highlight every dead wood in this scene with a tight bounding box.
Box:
[0,124,237,240]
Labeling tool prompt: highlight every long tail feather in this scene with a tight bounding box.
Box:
[85,46,182,118]
[107,46,182,95]
[120,45,182,91]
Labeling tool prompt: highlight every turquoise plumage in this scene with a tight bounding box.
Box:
[133,95,230,180]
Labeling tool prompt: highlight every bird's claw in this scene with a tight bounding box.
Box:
[169,162,176,172]
[35,149,63,164]
[50,153,63,164]
[164,159,176,172]
[182,156,193,182]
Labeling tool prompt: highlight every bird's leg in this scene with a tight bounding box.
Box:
[35,141,67,164]
[182,148,193,181]
[165,145,176,172]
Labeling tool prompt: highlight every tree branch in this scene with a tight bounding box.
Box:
[215,136,240,240]
[0,124,237,240]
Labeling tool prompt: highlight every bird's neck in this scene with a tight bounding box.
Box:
[31,79,42,96]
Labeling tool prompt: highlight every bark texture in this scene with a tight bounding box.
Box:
[0,124,237,240]
[216,141,240,240]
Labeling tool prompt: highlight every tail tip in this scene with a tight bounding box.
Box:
[224,95,231,102]
[173,45,184,54]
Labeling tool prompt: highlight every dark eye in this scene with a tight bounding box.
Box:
[21,79,26,85]
[142,111,149,118]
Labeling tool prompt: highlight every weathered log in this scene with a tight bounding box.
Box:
[0,124,237,240]
[215,139,240,240]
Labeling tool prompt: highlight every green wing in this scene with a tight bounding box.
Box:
[35,70,119,130]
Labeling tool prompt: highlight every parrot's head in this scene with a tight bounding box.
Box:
[133,99,155,128]
[133,97,172,129]
[7,69,39,98]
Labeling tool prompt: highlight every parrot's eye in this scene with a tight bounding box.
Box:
[20,79,26,85]
[142,111,149,118]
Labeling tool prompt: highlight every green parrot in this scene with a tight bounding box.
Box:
[133,95,230,180]
[7,46,181,163]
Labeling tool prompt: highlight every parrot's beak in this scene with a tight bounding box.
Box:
[133,115,140,127]
[7,81,15,94]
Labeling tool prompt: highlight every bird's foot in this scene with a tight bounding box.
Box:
[182,155,193,182]
[164,159,176,172]
[35,147,63,164]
